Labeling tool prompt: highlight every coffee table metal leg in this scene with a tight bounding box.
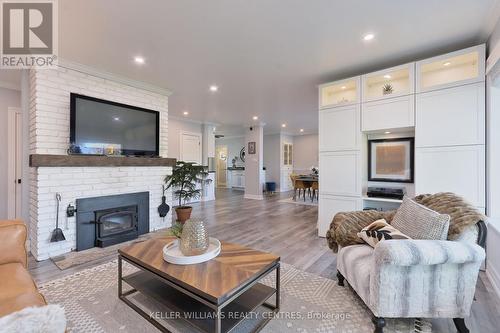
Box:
[276,263,280,310]
[118,255,122,297]
[215,308,221,333]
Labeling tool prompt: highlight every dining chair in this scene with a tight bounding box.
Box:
[290,174,307,200]
[311,181,319,202]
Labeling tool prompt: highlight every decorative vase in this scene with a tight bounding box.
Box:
[157,195,170,217]
[175,207,192,223]
[179,219,209,256]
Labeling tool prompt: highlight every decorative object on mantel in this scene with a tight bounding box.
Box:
[163,237,221,264]
[50,193,66,242]
[311,166,319,176]
[67,143,81,155]
[382,83,394,95]
[165,161,211,223]
[179,219,210,256]
[157,185,170,217]
[368,137,414,183]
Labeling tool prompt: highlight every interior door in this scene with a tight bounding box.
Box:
[7,107,22,219]
[180,132,202,164]
[216,146,228,187]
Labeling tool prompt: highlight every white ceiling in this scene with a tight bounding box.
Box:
[1,0,499,135]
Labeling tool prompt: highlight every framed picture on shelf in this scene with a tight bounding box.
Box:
[368,137,414,183]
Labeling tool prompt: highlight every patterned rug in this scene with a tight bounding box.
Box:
[39,260,432,333]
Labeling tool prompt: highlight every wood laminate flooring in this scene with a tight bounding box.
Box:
[29,188,500,332]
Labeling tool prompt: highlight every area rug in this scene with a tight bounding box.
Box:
[278,197,318,206]
[39,260,431,333]
[50,232,161,270]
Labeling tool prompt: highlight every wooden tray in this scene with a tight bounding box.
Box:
[163,237,221,265]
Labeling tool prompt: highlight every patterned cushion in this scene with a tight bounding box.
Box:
[391,196,450,240]
[357,219,411,248]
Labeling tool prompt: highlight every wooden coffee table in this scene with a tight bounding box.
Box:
[118,237,280,333]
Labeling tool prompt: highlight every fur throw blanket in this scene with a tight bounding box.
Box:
[326,192,485,253]
[0,305,66,333]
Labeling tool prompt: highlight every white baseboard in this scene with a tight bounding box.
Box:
[244,194,264,200]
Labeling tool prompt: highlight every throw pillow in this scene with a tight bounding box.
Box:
[391,196,450,240]
[357,219,411,247]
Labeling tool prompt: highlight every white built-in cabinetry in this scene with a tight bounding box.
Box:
[415,45,485,210]
[318,76,362,236]
[318,44,486,236]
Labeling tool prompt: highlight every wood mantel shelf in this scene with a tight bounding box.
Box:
[29,154,177,167]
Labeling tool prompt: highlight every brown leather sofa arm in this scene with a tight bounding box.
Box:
[0,220,28,268]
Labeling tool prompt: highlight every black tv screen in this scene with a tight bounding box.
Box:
[70,93,159,156]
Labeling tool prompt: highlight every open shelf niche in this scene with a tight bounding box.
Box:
[361,129,415,211]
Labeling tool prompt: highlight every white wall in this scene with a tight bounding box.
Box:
[215,136,245,167]
[0,87,21,219]
[244,125,264,199]
[168,117,202,161]
[263,134,281,188]
[293,134,318,174]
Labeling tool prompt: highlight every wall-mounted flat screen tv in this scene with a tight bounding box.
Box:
[70,93,159,156]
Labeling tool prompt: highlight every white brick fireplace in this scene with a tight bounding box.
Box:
[29,65,173,261]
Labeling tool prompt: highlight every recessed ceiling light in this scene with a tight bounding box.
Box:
[252,116,258,120]
[183,111,189,116]
[113,117,120,121]
[443,62,451,66]
[281,123,286,128]
[300,129,304,132]
[363,33,375,41]
[134,56,145,64]
[383,74,391,79]
[209,85,218,92]
[384,131,391,134]
[341,86,346,90]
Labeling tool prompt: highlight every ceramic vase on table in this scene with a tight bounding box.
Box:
[180,219,209,256]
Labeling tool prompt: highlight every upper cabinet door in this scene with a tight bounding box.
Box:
[362,63,415,102]
[416,82,485,147]
[319,76,360,109]
[416,45,485,93]
[319,104,360,152]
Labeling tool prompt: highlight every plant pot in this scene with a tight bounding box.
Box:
[175,206,193,224]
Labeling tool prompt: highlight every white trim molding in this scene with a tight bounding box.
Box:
[58,58,172,96]
[244,194,264,200]
[0,80,21,91]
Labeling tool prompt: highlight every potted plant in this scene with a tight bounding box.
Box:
[165,161,211,223]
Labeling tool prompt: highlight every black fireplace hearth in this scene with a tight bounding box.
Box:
[76,192,149,251]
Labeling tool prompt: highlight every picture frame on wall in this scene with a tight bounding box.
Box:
[248,142,256,154]
[368,137,414,183]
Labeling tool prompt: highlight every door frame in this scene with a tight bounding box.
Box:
[179,131,202,164]
[7,107,22,219]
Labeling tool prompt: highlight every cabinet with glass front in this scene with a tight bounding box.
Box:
[362,63,414,102]
[319,76,360,109]
[416,45,485,93]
